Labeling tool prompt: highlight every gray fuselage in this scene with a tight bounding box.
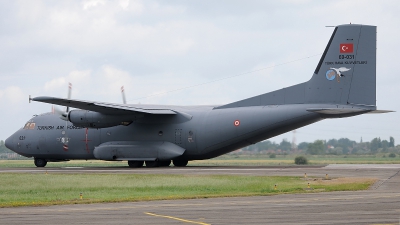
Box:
[7,103,327,161]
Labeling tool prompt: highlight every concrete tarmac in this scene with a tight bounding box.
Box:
[1,164,399,224]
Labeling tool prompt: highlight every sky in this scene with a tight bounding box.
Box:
[0,0,399,145]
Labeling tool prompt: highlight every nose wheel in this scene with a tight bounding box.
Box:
[34,158,47,167]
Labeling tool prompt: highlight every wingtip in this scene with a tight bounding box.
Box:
[30,96,58,102]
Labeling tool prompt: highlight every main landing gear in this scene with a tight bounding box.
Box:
[34,158,47,167]
[173,160,188,167]
[145,160,171,167]
[128,160,144,168]
[127,160,188,168]
[145,161,159,167]
[158,160,171,167]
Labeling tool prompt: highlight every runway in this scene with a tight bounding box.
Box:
[1,164,399,224]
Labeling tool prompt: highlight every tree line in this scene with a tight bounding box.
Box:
[0,140,13,154]
[1,137,398,156]
[241,137,397,155]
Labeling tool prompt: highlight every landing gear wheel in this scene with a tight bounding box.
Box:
[145,161,159,168]
[128,161,144,168]
[34,158,47,167]
[158,160,171,167]
[173,160,188,167]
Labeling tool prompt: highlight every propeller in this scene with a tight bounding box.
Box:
[121,86,127,104]
[63,83,72,151]
[53,82,72,121]
[54,106,68,121]
[66,82,72,112]
[52,83,72,151]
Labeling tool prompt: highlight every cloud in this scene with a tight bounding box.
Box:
[0,86,25,107]
[120,0,144,13]
[86,65,134,102]
[1,0,400,143]
[44,70,91,94]
[44,77,66,91]
[101,65,133,88]
[119,0,130,10]
[82,0,106,10]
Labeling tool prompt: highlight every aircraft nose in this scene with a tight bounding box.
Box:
[5,135,14,150]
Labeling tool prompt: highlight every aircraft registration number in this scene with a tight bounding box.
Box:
[339,55,355,59]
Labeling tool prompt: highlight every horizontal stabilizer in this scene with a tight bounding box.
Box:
[307,108,371,115]
[365,110,395,114]
[307,108,394,115]
[32,96,177,115]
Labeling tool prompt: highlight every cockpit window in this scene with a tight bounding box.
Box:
[24,123,30,129]
[29,123,35,129]
[23,123,36,130]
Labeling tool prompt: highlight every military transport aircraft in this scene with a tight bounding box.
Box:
[5,24,391,167]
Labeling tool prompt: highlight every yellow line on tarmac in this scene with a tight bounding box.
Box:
[145,212,210,225]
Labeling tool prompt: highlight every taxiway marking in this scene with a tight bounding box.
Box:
[145,212,210,225]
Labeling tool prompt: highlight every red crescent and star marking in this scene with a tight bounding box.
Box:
[339,43,353,53]
[234,120,240,127]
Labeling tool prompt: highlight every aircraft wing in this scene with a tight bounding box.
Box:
[31,96,177,115]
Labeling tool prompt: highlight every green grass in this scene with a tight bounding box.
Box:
[191,154,400,166]
[0,173,375,207]
[2,154,400,168]
[0,160,128,167]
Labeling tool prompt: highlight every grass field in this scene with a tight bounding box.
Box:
[2,153,400,168]
[0,173,375,207]
[190,154,400,166]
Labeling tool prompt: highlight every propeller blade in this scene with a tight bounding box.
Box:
[66,82,72,112]
[54,106,68,121]
[63,122,69,151]
[121,86,127,104]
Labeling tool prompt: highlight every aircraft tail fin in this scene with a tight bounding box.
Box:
[306,24,376,105]
[215,24,377,109]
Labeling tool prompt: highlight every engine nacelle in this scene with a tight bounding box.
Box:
[68,110,137,128]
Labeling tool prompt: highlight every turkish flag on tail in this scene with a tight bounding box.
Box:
[340,43,353,53]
